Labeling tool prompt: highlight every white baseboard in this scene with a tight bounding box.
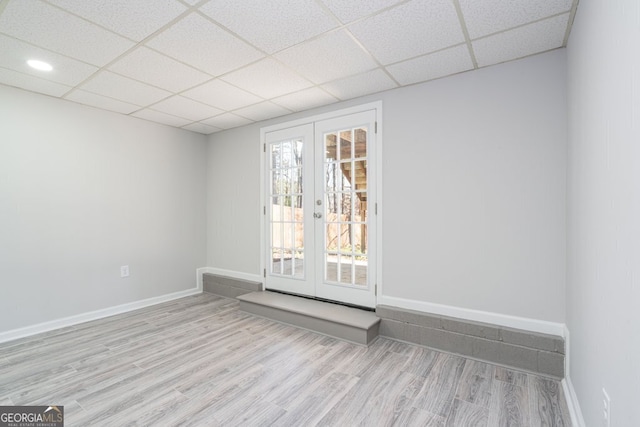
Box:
[562,376,586,427]
[0,286,202,344]
[196,266,208,291]
[378,295,565,337]
[561,325,584,426]
[202,267,263,285]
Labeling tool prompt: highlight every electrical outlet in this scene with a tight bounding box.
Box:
[602,388,611,427]
[120,265,130,278]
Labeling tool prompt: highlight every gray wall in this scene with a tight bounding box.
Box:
[0,85,207,333]
[207,50,567,323]
[207,124,261,275]
[566,0,640,424]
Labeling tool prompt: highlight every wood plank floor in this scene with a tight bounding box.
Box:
[0,293,571,426]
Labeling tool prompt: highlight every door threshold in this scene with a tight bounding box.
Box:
[239,291,380,345]
[265,288,375,312]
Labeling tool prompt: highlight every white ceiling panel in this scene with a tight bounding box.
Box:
[387,45,474,86]
[0,67,71,97]
[234,102,291,122]
[322,68,397,100]
[46,0,187,42]
[201,0,337,54]
[275,30,377,84]
[65,90,140,114]
[348,0,465,65]
[0,0,579,134]
[109,47,211,93]
[0,34,98,86]
[0,0,134,66]
[473,14,569,68]
[146,13,263,77]
[460,0,573,39]
[132,109,192,127]
[79,71,170,106]
[320,0,404,24]
[182,122,221,135]
[221,58,313,99]
[182,79,262,111]
[202,113,253,129]
[150,95,223,121]
[273,87,338,112]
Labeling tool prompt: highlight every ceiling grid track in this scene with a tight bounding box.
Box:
[452,0,479,69]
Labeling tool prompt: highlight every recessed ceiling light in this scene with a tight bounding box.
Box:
[27,59,53,72]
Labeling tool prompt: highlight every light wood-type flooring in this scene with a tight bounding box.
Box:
[0,293,571,426]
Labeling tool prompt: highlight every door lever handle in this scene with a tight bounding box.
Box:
[313,212,322,219]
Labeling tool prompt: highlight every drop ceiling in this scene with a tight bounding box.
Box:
[0,0,578,134]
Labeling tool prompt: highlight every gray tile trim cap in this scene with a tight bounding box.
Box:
[376,305,564,354]
[238,293,379,345]
[500,328,565,354]
[239,291,380,329]
[203,281,254,299]
[203,273,263,292]
[379,318,564,378]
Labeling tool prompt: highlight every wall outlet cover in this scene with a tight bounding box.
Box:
[120,265,130,278]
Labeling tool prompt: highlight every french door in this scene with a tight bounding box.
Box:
[264,109,377,308]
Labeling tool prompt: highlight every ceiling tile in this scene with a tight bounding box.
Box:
[320,0,403,24]
[132,109,192,127]
[182,79,262,111]
[273,87,338,112]
[200,0,337,54]
[0,0,134,66]
[234,102,291,122]
[221,58,312,99]
[0,0,577,135]
[322,68,397,100]
[182,122,222,135]
[150,96,223,121]
[0,68,71,97]
[386,45,474,85]
[459,0,573,39]
[275,30,377,84]
[109,47,211,93]
[79,71,170,106]
[46,0,187,42]
[348,0,465,64]
[65,90,140,114]
[146,12,263,76]
[0,34,98,86]
[202,113,253,130]
[473,14,569,68]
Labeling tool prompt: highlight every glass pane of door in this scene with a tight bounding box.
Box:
[269,138,305,278]
[323,126,368,287]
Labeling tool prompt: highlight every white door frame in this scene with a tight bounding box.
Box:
[259,101,383,308]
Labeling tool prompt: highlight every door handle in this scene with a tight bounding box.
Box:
[314,212,322,219]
